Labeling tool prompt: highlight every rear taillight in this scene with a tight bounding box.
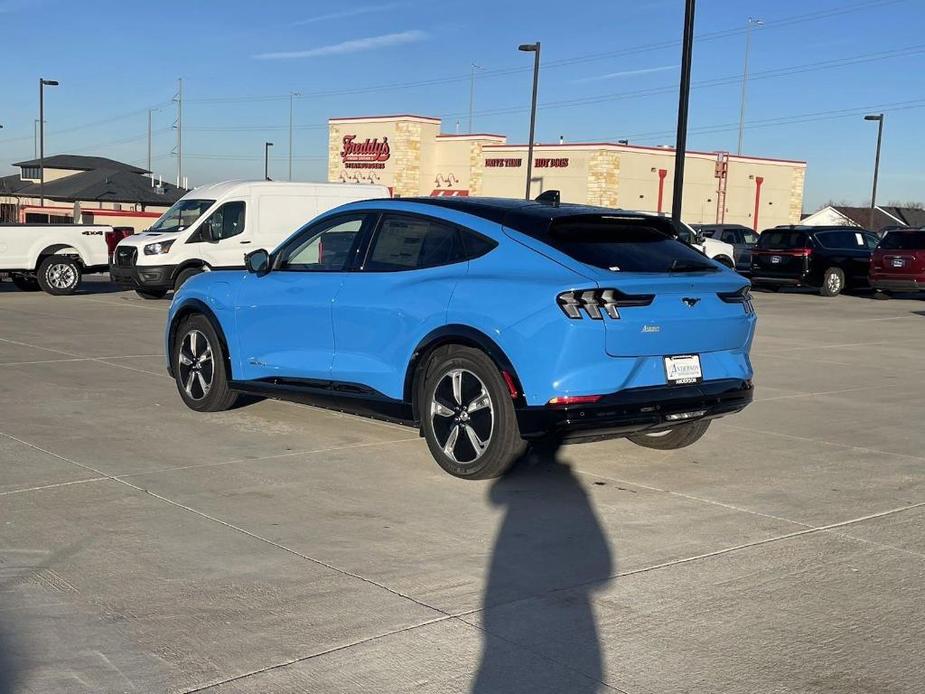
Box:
[105,228,134,257]
[556,288,654,320]
[547,394,603,407]
[718,286,755,314]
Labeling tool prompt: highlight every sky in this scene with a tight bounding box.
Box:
[1,0,923,211]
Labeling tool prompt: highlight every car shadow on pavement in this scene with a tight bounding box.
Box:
[472,441,614,693]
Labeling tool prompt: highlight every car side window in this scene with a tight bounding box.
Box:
[280,216,366,272]
[200,201,246,241]
[721,230,737,244]
[460,229,497,260]
[742,231,758,245]
[365,215,464,272]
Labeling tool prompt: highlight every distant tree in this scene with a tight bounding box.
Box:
[817,199,855,211]
[886,200,924,209]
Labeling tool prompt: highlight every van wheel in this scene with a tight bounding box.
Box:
[135,288,167,300]
[171,313,239,412]
[421,346,526,480]
[11,274,40,291]
[627,419,711,450]
[36,256,81,295]
[820,267,845,297]
[174,267,203,291]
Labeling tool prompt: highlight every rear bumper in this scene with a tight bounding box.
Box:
[869,277,923,292]
[515,378,753,442]
[109,263,175,290]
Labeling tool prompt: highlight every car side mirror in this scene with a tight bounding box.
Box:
[693,230,705,245]
[244,248,270,276]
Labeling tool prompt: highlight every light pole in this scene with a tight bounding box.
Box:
[39,77,59,209]
[147,107,158,183]
[468,63,481,133]
[264,141,274,181]
[671,0,696,223]
[864,113,884,229]
[288,92,301,181]
[737,17,762,155]
[518,42,541,200]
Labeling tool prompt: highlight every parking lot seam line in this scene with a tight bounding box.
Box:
[115,436,422,479]
[751,384,906,403]
[1,430,446,617]
[764,337,924,353]
[721,422,925,463]
[0,477,110,496]
[79,297,170,312]
[0,354,164,368]
[0,335,84,358]
[179,615,458,693]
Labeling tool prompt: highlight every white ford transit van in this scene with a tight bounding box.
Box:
[110,180,389,298]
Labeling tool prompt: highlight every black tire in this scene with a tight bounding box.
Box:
[420,345,526,480]
[715,255,735,269]
[627,419,711,450]
[171,313,239,412]
[11,273,40,292]
[174,266,203,292]
[820,267,845,297]
[36,256,81,295]
[135,288,168,300]
[873,289,892,300]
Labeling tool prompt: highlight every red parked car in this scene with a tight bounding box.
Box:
[869,229,925,296]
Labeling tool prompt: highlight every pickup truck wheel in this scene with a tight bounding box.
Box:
[135,288,167,300]
[171,314,239,412]
[11,274,40,292]
[820,267,845,297]
[715,255,735,269]
[36,256,81,295]
[627,419,711,450]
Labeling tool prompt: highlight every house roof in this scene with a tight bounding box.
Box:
[13,154,149,174]
[2,168,185,205]
[879,206,925,229]
[829,206,901,232]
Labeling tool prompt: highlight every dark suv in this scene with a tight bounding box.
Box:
[750,226,879,296]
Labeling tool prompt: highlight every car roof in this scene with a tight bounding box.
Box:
[381,196,675,237]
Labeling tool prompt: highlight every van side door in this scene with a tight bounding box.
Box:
[187,199,251,269]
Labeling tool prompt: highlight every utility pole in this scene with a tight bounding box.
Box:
[518,42,541,200]
[147,107,156,184]
[737,17,762,155]
[39,77,59,209]
[264,141,274,181]
[174,78,183,189]
[288,91,301,181]
[468,63,481,133]
[671,0,696,223]
[864,113,884,229]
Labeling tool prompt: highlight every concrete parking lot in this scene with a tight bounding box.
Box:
[1,278,923,693]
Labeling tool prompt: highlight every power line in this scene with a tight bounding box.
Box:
[0,100,172,144]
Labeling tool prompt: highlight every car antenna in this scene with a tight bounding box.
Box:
[535,190,560,208]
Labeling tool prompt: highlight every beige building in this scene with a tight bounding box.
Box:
[329,114,806,229]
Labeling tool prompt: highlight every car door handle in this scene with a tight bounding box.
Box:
[240,240,252,245]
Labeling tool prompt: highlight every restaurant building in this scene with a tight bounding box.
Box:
[328,114,807,229]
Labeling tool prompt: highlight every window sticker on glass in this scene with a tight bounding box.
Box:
[855,232,864,246]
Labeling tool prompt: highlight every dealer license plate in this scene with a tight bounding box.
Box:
[770,255,782,264]
[892,258,905,268]
[664,354,703,385]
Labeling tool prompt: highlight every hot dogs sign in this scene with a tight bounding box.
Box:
[340,135,391,169]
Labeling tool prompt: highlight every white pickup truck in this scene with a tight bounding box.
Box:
[0,224,133,295]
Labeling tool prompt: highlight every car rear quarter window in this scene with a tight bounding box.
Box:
[757,230,808,250]
[544,218,717,273]
[815,230,877,250]
[878,230,925,250]
[365,215,465,272]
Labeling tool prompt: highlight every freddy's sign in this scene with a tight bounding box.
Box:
[341,135,390,169]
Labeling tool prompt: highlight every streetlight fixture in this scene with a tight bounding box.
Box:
[264,141,274,181]
[864,113,884,229]
[468,63,482,133]
[39,77,59,208]
[288,92,301,181]
[518,42,541,200]
[736,17,763,155]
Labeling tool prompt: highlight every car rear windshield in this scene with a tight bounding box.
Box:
[757,230,808,249]
[877,230,925,250]
[545,218,717,273]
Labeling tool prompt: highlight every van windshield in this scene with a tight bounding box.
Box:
[148,199,215,233]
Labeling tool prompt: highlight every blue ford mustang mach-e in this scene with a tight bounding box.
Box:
[166,195,756,479]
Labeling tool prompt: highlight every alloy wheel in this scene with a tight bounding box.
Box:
[177,329,214,401]
[826,272,842,294]
[431,368,494,464]
[46,263,77,290]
